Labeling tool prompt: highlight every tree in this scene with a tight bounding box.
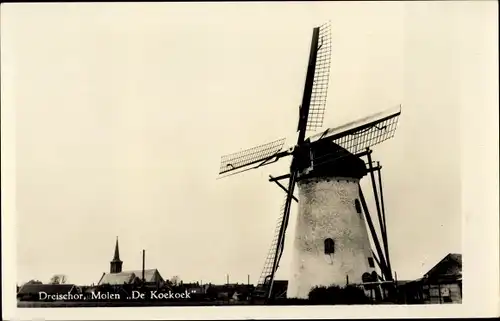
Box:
[169,275,180,286]
[24,279,43,285]
[49,274,67,285]
[308,284,371,305]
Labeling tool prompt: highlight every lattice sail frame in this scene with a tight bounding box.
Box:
[219,138,288,176]
[306,22,332,132]
[257,191,290,287]
[330,114,399,155]
[308,106,401,165]
[218,23,332,178]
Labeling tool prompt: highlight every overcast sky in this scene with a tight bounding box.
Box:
[4,1,493,286]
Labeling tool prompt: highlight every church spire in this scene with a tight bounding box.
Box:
[113,236,120,261]
[110,236,123,274]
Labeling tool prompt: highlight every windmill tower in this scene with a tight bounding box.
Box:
[218,22,401,300]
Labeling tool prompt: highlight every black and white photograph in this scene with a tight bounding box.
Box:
[1,1,498,320]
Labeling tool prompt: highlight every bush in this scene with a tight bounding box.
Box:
[308,285,371,305]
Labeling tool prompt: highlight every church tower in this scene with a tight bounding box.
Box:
[110,237,123,274]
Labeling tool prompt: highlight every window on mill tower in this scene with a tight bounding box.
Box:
[324,238,335,255]
[355,199,362,214]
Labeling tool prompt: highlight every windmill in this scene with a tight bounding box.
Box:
[217,22,401,300]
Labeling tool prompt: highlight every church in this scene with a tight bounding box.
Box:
[98,237,165,287]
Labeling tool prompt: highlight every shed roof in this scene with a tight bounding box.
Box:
[99,272,138,285]
[424,253,462,279]
[18,284,76,295]
[98,269,163,285]
[126,269,164,283]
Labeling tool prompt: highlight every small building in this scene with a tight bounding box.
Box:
[398,253,462,304]
[17,284,80,301]
[180,282,205,294]
[421,253,462,304]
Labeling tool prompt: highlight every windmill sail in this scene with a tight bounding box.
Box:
[308,106,401,156]
[306,22,332,132]
[257,193,289,288]
[266,168,298,298]
[218,137,290,176]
